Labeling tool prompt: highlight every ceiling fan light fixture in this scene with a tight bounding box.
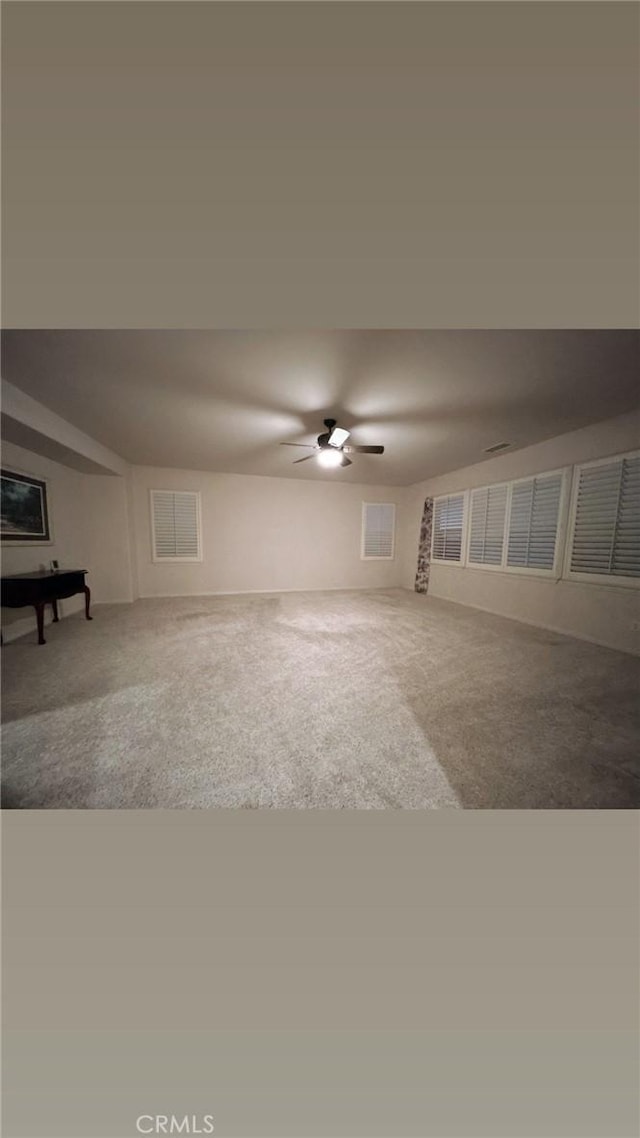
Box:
[328,426,350,448]
[285,418,382,467]
[317,449,343,468]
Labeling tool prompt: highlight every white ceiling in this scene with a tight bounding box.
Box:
[2,330,638,486]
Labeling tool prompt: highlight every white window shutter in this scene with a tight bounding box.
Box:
[362,502,395,559]
[613,455,640,576]
[507,473,562,570]
[468,484,508,565]
[432,493,465,562]
[570,455,640,578]
[151,490,201,561]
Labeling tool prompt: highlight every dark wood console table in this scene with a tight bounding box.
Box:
[1,569,91,645]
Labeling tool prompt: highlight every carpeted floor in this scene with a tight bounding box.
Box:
[2,588,639,809]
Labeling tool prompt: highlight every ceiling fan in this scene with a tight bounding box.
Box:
[280,419,384,468]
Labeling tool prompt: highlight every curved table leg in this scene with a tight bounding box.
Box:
[35,602,46,645]
[84,585,93,620]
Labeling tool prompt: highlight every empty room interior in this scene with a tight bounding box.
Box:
[1,329,639,810]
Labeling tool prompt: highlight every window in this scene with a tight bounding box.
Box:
[427,457,640,586]
[567,453,640,584]
[506,472,563,572]
[467,484,508,566]
[150,490,202,562]
[361,502,395,559]
[432,493,465,563]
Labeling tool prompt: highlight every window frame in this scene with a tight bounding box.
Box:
[562,450,640,590]
[360,501,396,561]
[501,467,570,580]
[149,488,203,564]
[463,481,510,573]
[430,491,468,566]
[460,468,570,578]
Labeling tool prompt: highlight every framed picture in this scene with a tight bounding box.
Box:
[1,469,51,543]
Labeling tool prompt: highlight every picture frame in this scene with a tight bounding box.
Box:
[1,468,52,544]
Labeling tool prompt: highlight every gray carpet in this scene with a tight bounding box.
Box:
[2,588,639,809]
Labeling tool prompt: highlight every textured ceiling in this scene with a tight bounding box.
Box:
[2,330,638,486]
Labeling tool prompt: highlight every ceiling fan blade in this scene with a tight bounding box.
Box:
[280,442,316,448]
[343,445,384,455]
[292,454,315,464]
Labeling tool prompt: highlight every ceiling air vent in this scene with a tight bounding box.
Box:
[483,441,511,454]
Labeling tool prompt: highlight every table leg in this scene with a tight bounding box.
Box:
[35,603,46,645]
[84,585,93,620]
[51,598,59,622]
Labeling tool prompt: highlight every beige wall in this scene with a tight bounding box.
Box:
[131,466,405,597]
[1,442,134,641]
[401,411,640,655]
[78,472,135,605]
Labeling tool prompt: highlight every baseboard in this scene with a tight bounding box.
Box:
[137,584,403,599]
[423,591,639,657]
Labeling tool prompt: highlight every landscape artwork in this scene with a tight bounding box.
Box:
[1,469,50,542]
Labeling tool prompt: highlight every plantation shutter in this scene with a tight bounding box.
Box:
[151,490,201,560]
[570,455,640,578]
[507,473,562,570]
[362,502,395,558]
[432,493,464,562]
[468,484,508,565]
